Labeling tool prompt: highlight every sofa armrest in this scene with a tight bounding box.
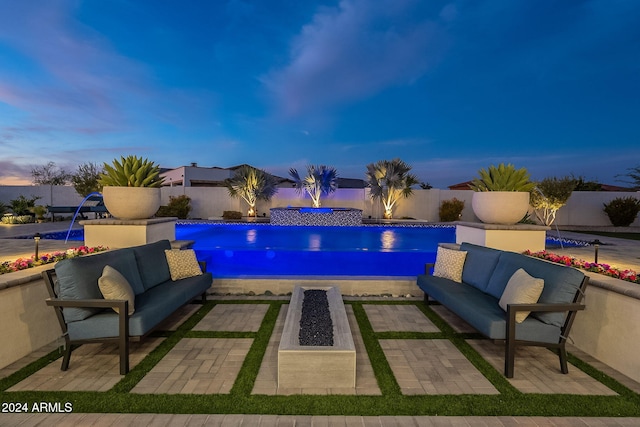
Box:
[424,262,435,275]
[46,297,128,313]
[198,260,207,273]
[506,302,585,315]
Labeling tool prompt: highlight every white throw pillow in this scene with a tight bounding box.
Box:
[165,249,203,281]
[499,268,544,323]
[98,265,135,315]
[432,247,468,283]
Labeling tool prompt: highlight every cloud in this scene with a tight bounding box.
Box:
[0,1,148,132]
[263,0,450,117]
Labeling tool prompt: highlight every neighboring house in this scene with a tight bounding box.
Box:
[160,164,367,189]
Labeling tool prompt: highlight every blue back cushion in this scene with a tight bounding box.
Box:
[55,249,144,322]
[487,252,586,327]
[131,240,172,290]
[460,242,502,292]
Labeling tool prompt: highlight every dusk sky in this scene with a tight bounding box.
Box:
[1,0,639,188]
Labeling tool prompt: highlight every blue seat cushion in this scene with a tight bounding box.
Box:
[460,242,502,292]
[66,272,212,340]
[55,249,144,322]
[131,240,172,291]
[417,274,561,343]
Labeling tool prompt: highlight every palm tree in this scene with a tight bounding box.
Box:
[289,165,338,208]
[365,158,419,219]
[225,165,279,217]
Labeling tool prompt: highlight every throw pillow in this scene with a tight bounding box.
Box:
[499,268,545,323]
[98,265,135,315]
[165,249,203,281]
[432,247,468,283]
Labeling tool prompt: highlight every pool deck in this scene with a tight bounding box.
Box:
[2,221,640,426]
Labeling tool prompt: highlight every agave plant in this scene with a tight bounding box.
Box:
[289,165,338,208]
[468,163,535,192]
[98,155,164,188]
[226,165,279,217]
[365,158,419,219]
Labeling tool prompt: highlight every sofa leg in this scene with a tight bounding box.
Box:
[504,342,515,378]
[119,304,130,375]
[119,339,129,375]
[558,347,569,374]
[60,345,72,371]
[423,293,430,305]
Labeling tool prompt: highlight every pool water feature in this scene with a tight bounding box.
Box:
[176,223,456,277]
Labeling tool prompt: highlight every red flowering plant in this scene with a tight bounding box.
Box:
[0,246,108,275]
[524,250,639,284]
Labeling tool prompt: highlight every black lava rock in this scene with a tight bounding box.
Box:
[299,289,334,346]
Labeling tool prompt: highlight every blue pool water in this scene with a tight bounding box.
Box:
[22,222,590,278]
[176,223,456,277]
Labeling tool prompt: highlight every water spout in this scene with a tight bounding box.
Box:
[65,192,103,243]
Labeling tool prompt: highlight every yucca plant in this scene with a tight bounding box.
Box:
[365,158,419,219]
[226,165,279,216]
[468,163,535,192]
[289,165,338,208]
[98,155,164,188]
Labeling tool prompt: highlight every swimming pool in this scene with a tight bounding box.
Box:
[21,222,590,278]
[176,223,456,277]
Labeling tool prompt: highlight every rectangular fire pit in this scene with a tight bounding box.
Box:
[278,286,356,389]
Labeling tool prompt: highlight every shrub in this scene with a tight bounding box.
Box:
[156,195,191,219]
[10,195,40,216]
[530,176,577,226]
[222,210,242,220]
[439,198,464,222]
[1,215,35,224]
[603,197,640,227]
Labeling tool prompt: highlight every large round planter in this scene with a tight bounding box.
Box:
[102,186,161,220]
[471,191,530,225]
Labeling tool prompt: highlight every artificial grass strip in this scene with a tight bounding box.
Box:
[350,302,401,396]
[2,299,640,417]
[230,301,283,396]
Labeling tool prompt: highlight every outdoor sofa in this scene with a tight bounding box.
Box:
[416,242,589,378]
[42,240,212,374]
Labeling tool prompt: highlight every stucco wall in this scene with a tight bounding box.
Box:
[1,185,639,226]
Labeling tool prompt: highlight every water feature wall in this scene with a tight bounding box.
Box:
[270,207,363,226]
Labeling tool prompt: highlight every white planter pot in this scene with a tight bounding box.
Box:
[102,186,161,220]
[471,191,530,225]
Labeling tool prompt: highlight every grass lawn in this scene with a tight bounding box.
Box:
[1,300,640,416]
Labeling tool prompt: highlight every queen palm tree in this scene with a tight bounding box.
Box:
[225,165,279,217]
[289,165,338,208]
[365,158,419,219]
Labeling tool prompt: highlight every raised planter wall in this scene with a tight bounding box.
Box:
[571,274,640,383]
[0,267,60,370]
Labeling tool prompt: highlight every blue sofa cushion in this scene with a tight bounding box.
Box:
[132,240,172,291]
[486,252,585,327]
[417,274,561,343]
[460,242,502,292]
[55,249,144,322]
[66,272,212,340]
